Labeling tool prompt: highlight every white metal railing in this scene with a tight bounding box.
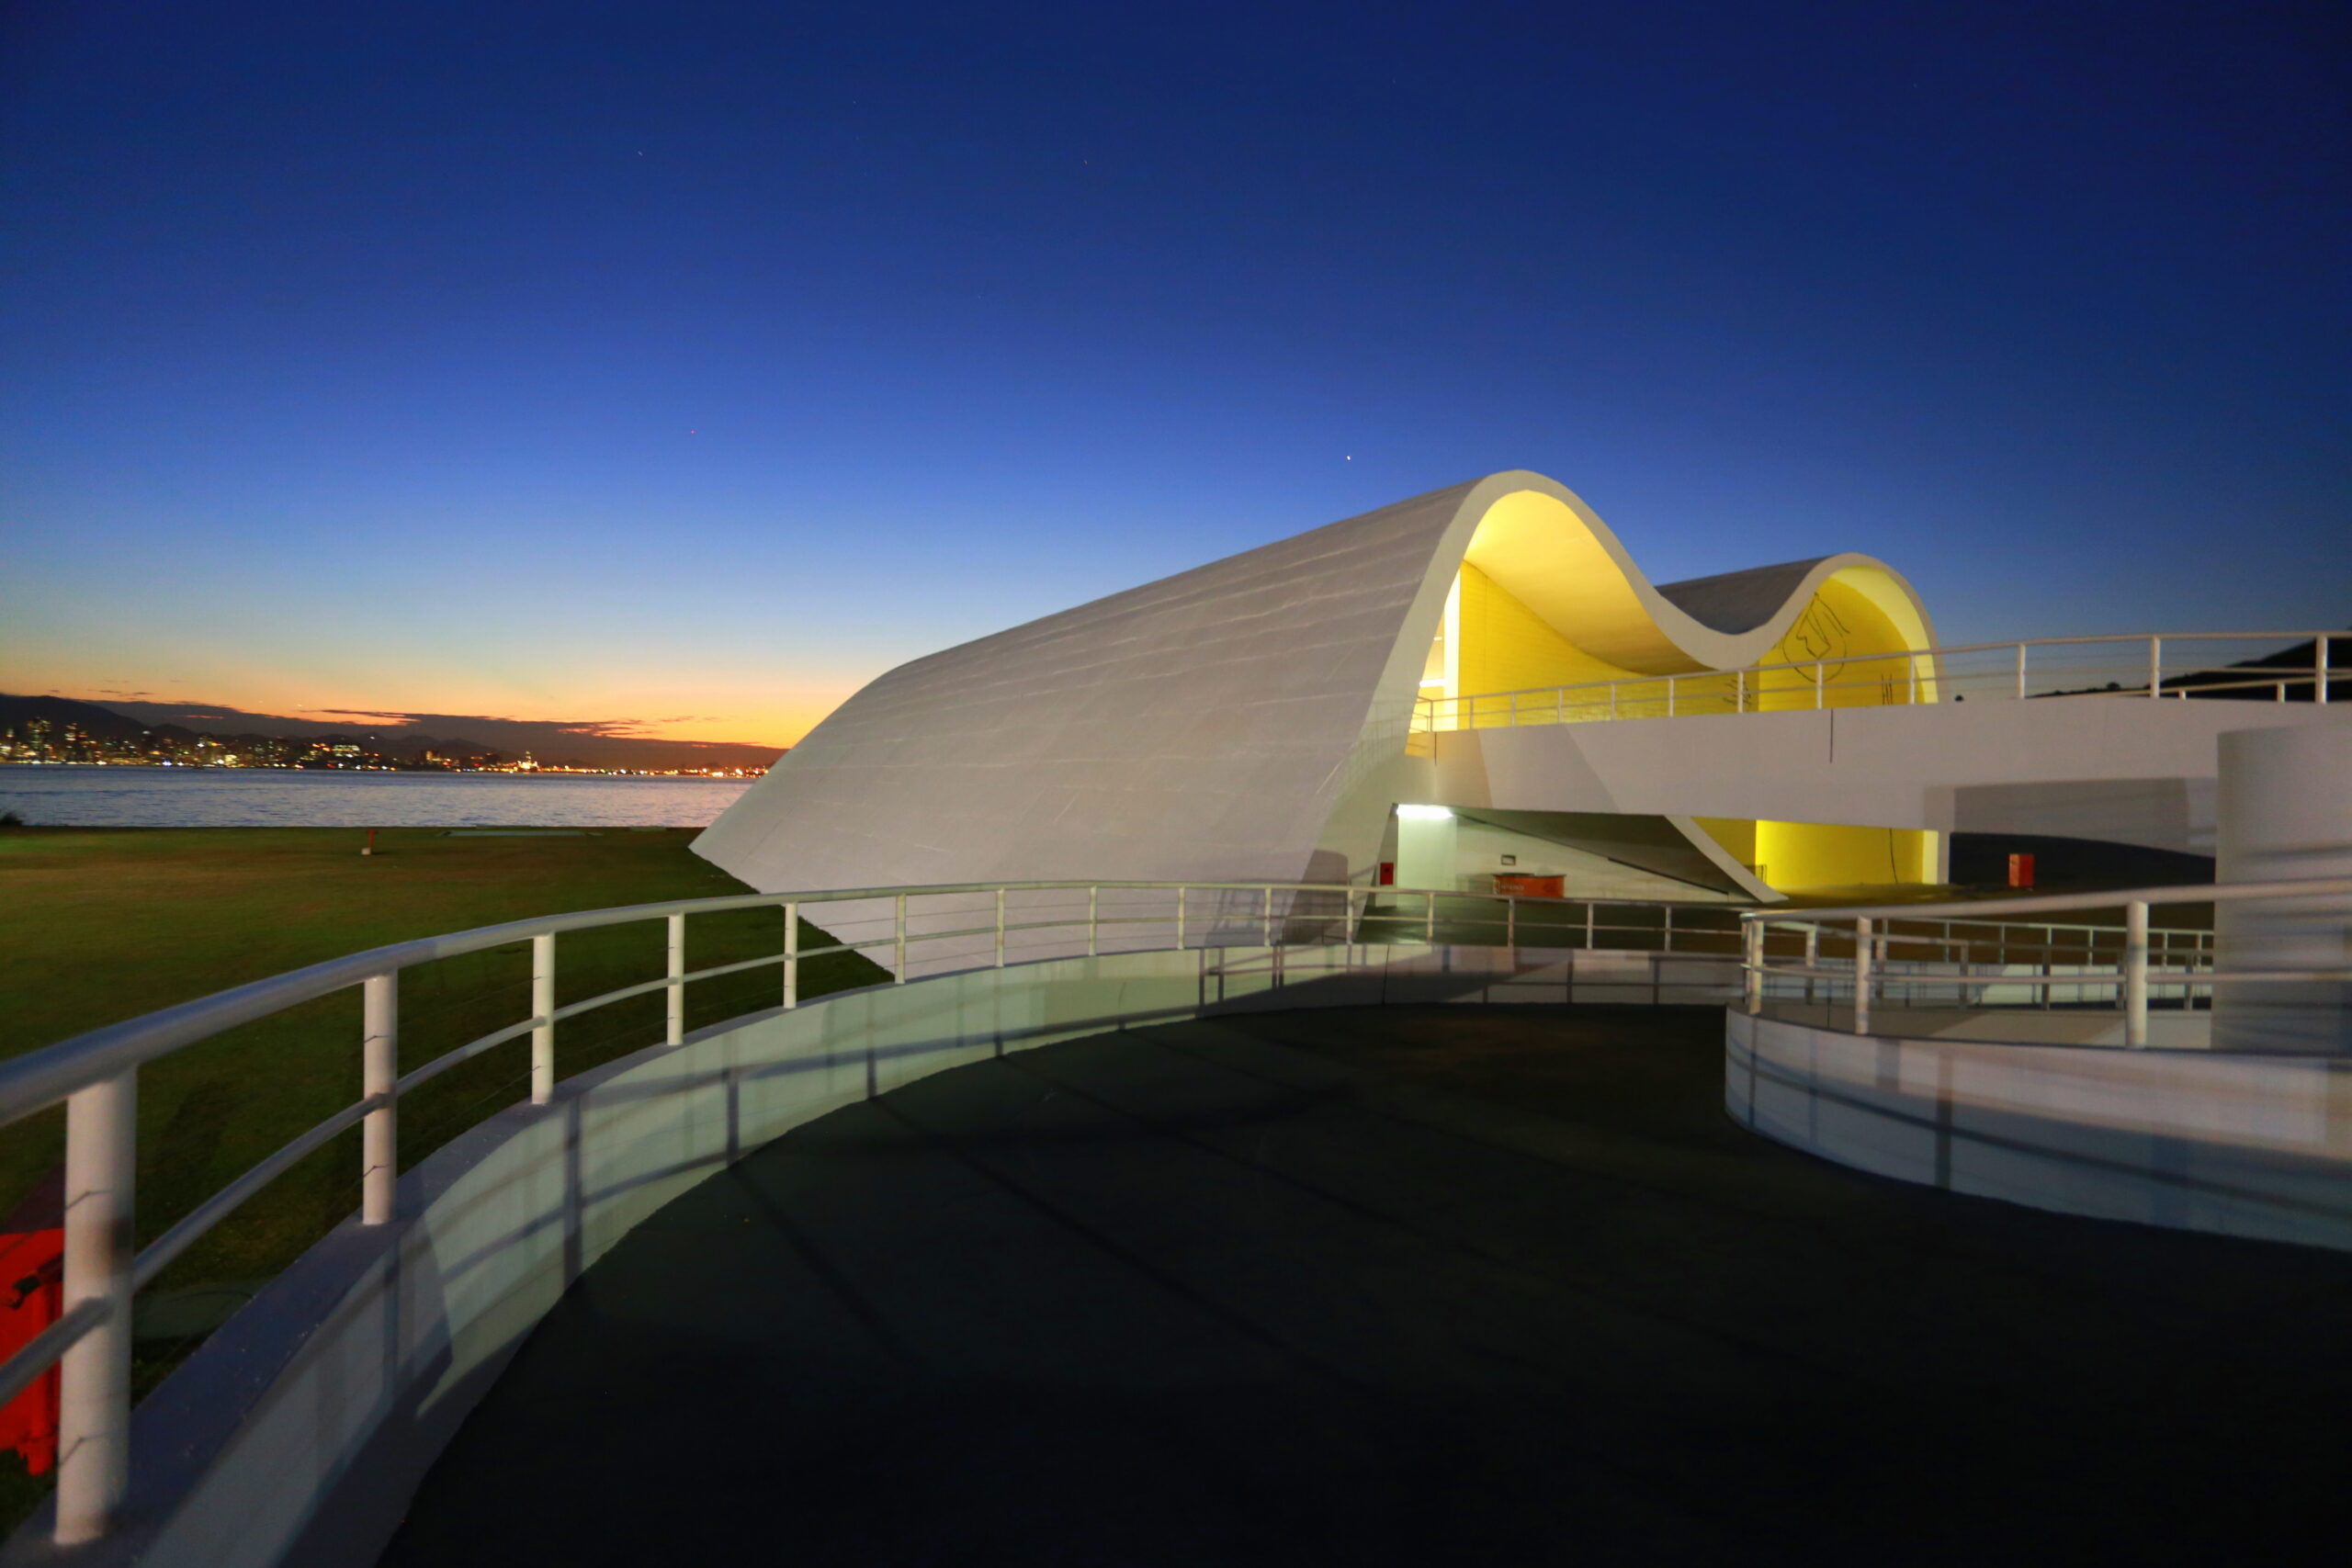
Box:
[0,876,1740,1546]
[1736,876,2352,1045]
[1415,629,2344,733]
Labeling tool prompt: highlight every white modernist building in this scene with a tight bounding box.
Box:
[5,479,2346,1564]
[695,470,1944,906]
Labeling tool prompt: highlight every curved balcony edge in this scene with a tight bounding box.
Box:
[1724,1010,2352,1256]
[4,940,1737,1568]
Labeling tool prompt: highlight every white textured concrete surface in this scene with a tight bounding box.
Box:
[1726,1011,2352,1252]
[6,942,1736,1568]
[1441,698,2352,852]
[1760,1001,2212,1048]
[2212,724,2352,1052]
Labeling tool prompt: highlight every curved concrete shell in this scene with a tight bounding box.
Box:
[694,471,1935,898]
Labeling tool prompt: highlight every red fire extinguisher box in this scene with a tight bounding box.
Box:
[2007,852,2036,889]
[0,1228,63,1476]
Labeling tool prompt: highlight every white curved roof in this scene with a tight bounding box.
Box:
[694,471,1933,893]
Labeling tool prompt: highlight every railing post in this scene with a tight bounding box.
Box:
[54,1069,136,1546]
[362,974,398,1223]
[894,893,908,982]
[1815,661,1825,709]
[2320,633,2332,705]
[1585,902,1595,949]
[1803,923,1819,1005]
[1424,888,1437,943]
[1667,675,1676,717]
[1908,656,1918,705]
[1744,919,1764,1015]
[1175,886,1186,950]
[1609,682,1618,719]
[1261,885,1275,947]
[665,913,686,1046]
[1087,886,1099,957]
[1853,917,1873,1035]
[2148,636,2162,698]
[2124,899,2149,1047]
[1662,906,1673,953]
[530,932,556,1104]
[1736,669,1746,714]
[782,902,798,1009]
[1505,896,1516,950]
[994,886,1007,967]
[2016,642,2028,699]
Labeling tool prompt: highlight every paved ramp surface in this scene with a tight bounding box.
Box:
[384,1006,2352,1566]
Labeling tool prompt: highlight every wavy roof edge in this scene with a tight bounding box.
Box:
[693,471,1935,895]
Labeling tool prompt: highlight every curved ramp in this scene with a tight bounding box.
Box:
[385,1007,2352,1567]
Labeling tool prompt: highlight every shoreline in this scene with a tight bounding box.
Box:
[0,762,755,779]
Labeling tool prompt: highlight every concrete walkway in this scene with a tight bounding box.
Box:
[384,1005,2352,1566]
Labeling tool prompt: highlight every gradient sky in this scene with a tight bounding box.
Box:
[4,1,2346,749]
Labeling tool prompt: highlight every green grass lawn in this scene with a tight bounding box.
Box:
[0,826,888,1483]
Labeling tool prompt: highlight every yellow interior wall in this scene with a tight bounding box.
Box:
[1450,562,1643,696]
[1691,817,1757,870]
[1753,820,1939,888]
[1750,576,1925,711]
[1429,522,1937,717]
[1691,815,1945,891]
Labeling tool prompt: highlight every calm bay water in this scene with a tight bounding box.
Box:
[0,766,755,828]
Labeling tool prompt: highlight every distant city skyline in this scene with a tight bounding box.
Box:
[0,691,779,773]
[5,3,2346,746]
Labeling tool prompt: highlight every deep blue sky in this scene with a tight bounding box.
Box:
[4,0,2345,742]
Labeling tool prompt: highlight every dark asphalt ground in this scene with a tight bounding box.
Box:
[382,1005,2352,1566]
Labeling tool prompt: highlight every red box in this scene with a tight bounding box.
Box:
[0,1228,62,1475]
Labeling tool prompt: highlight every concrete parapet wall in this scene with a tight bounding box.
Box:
[1726,1011,2352,1252]
[1445,698,2352,852]
[8,942,1732,1568]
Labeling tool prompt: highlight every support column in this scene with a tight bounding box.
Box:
[2212,726,2352,1051]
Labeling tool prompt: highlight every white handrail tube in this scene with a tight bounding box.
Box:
[665,914,685,1046]
[362,975,398,1224]
[1745,920,1764,1015]
[1853,918,1873,1035]
[782,903,799,1010]
[55,1070,136,1546]
[1419,627,2337,731]
[530,933,556,1105]
[2125,900,2150,1048]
